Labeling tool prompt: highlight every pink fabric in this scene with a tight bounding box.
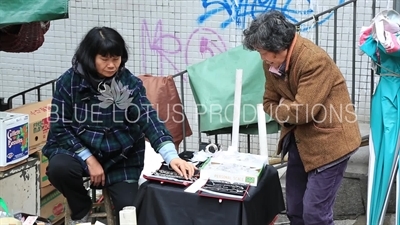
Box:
[359,25,373,46]
[382,31,400,53]
[269,65,282,76]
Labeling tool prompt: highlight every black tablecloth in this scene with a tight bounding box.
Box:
[134,165,285,225]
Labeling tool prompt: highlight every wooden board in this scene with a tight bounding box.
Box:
[0,159,28,171]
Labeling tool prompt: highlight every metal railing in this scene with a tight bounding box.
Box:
[0,79,56,111]
[294,0,358,104]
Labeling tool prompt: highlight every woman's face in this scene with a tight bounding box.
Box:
[256,48,287,69]
[95,54,122,77]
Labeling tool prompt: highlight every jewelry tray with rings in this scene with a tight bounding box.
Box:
[143,164,200,186]
[198,179,250,201]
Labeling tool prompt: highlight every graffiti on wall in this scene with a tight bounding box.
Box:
[197,0,345,31]
[140,19,227,76]
[139,0,348,75]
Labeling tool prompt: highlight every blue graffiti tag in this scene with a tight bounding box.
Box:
[198,0,345,31]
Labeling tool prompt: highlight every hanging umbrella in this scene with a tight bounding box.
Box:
[369,75,400,224]
[358,9,400,225]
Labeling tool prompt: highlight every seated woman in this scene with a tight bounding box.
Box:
[42,26,196,224]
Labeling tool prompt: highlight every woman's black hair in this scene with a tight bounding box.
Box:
[73,26,129,77]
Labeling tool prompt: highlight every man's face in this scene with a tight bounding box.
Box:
[256,48,287,69]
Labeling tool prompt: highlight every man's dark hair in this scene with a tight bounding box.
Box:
[243,10,297,53]
[73,27,129,76]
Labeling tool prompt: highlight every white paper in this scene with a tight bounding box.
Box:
[184,178,209,193]
[138,141,164,186]
[22,216,38,225]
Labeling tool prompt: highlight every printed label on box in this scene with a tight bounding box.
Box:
[33,117,50,136]
[6,124,29,163]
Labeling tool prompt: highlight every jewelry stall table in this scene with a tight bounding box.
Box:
[134,165,285,225]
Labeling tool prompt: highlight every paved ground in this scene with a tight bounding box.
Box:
[273,214,356,225]
[276,167,396,225]
[273,213,396,225]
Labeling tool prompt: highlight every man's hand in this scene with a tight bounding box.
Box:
[86,156,105,186]
[169,158,196,180]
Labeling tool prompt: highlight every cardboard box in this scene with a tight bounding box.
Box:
[37,150,50,187]
[200,151,268,186]
[0,112,29,167]
[40,189,65,223]
[29,143,44,157]
[8,99,52,149]
[41,184,56,198]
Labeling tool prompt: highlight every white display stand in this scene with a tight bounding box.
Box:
[201,68,270,186]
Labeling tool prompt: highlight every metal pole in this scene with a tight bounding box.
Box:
[351,1,357,105]
[394,0,400,12]
[370,0,376,98]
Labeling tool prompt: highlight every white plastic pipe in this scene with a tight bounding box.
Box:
[229,69,243,152]
[257,104,269,163]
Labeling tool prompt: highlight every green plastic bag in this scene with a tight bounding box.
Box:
[0,0,69,28]
[187,45,280,135]
[0,197,9,216]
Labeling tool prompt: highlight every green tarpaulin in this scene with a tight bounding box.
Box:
[187,45,280,135]
[0,0,69,28]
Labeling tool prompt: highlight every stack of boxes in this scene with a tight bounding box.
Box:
[6,99,66,223]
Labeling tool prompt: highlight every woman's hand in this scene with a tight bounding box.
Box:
[86,156,105,186]
[170,158,197,180]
